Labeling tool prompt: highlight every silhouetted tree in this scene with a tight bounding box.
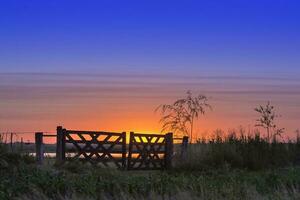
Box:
[156,91,211,143]
[254,102,284,142]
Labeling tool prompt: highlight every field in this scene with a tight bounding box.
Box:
[1,157,300,200]
[1,132,300,200]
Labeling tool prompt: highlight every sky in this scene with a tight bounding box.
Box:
[0,0,300,142]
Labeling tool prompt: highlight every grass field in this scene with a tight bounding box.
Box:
[1,157,300,200]
[1,132,300,200]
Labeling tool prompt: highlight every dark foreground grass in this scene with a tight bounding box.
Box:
[1,154,300,200]
[1,131,300,200]
[175,130,300,171]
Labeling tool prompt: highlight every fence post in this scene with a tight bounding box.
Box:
[10,133,13,152]
[165,132,173,169]
[181,136,189,159]
[56,126,65,164]
[20,137,23,152]
[35,132,44,165]
[127,132,134,170]
[121,132,127,170]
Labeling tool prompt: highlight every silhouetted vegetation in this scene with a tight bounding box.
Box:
[156,91,211,143]
[1,155,300,199]
[175,128,300,171]
[1,128,300,199]
[254,101,285,142]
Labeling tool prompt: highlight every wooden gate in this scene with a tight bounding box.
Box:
[56,126,126,169]
[127,132,173,170]
[56,127,173,170]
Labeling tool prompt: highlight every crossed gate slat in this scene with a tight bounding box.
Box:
[64,131,126,169]
[127,132,171,170]
[57,127,173,170]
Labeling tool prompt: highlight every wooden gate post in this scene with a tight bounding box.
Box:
[35,132,44,165]
[56,126,65,164]
[127,132,134,170]
[181,136,189,159]
[121,132,127,169]
[165,132,173,169]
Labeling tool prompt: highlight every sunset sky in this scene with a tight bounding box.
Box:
[1,1,300,141]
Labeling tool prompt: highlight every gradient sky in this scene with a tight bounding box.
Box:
[0,1,300,142]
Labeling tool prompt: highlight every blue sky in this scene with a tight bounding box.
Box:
[1,0,300,75]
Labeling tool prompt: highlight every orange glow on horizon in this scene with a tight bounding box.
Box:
[1,73,299,142]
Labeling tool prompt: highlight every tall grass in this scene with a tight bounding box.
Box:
[2,162,300,199]
[175,129,300,171]
[1,128,300,199]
